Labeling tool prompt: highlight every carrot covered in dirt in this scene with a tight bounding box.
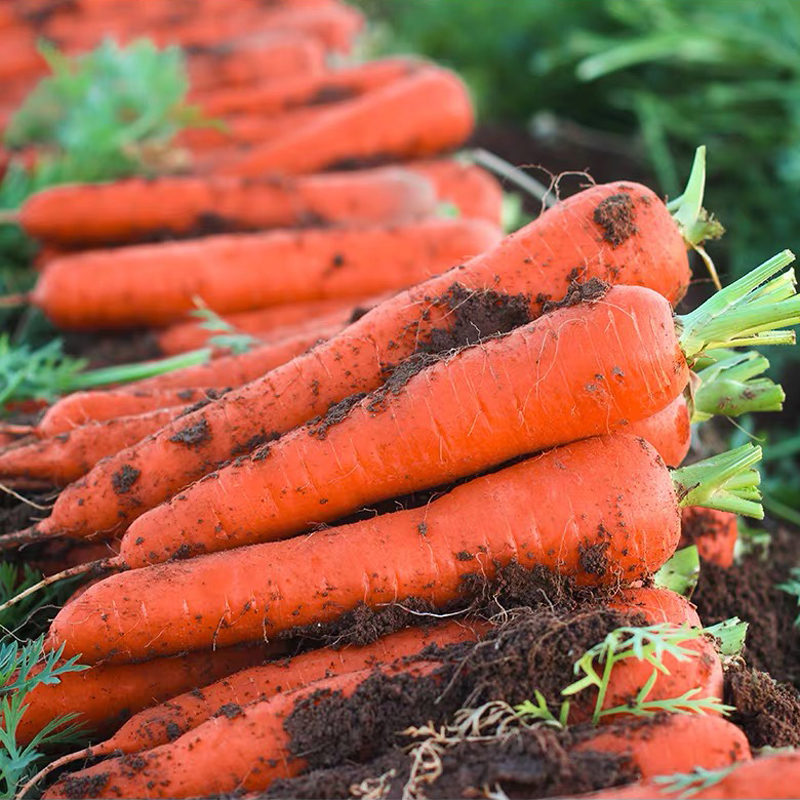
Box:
[220,65,476,176]
[38,588,732,799]
[12,167,437,248]
[42,434,762,661]
[20,218,500,328]
[0,174,717,546]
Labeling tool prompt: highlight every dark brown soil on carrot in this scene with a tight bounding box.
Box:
[692,525,800,686]
[111,465,141,495]
[593,193,637,247]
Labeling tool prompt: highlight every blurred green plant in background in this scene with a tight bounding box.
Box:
[356,0,800,510]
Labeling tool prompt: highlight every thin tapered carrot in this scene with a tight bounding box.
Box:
[408,159,505,225]
[16,167,437,248]
[8,180,699,545]
[186,33,325,94]
[679,507,738,568]
[221,65,475,176]
[155,295,384,355]
[28,218,500,328]
[0,406,185,486]
[198,56,419,117]
[40,588,728,799]
[45,434,762,661]
[13,643,274,748]
[29,619,487,778]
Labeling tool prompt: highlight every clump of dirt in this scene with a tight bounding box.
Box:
[593,193,637,247]
[58,773,110,800]
[111,464,141,495]
[725,663,800,749]
[167,417,211,448]
[307,393,368,440]
[692,526,800,686]
[541,277,609,313]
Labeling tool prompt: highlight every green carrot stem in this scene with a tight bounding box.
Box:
[691,351,784,422]
[677,250,799,362]
[654,546,700,598]
[668,146,725,249]
[67,347,211,391]
[672,444,763,519]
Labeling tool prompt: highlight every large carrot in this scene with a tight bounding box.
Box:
[14,167,437,247]
[14,643,275,747]
[26,218,499,328]
[44,434,761,661]
[221,65,475,176]
[1,178,713,544]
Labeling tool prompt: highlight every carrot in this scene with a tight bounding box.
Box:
[572,715,750,780]
[27,218,499,328]
[32,620,487,770]
[627,395,691,469]
[578,750,800,799]
[155,294,384,355]
[16,167,438,248]
[679,507,738,568]
[198,56,419,118]
[221,65,475,176]
[14,643,275,747]
[186,33,325,94]
[44,434,762,662]
[0,406,185,486]
[2,179,713,545]
[40,588,728,799]
[408,159,505,225]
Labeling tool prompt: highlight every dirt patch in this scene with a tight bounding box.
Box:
[307,393,367,440]
[168,417,211,448]
[229,430,280,458]
[725,663,800,749]
[57,773,110,800]
[579,541,610,578]
[111,464,141,495]
[692,526,800,686]
[593,193,637,247]
[541,277,609,314]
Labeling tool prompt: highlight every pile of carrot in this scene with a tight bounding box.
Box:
[1,2,799,798]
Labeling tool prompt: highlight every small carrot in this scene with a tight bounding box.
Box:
[14,643,275,747]
[14,167,437,247]
[679,507,738,568]
[222,65,475,176]
[408,158,505,225]
[0,178,711,544]
[44,434,761,662]
[578,750,800,799]
[24,218,500,328]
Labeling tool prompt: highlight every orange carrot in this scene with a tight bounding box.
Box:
[408,159,505,225]
[578,750,800,799]
[573,715,750,780]
[6,180,697,545]
[0,406,184,486]
[679,507,738,568]
[15,643,278,747]
[627,394,691,468]
[17,167,437,248]
[222,65,475,176]
[198,56,419,118]
[186,33,325,94]
[37,620,487,759]
[45,434,711,661]
[29,218,499,328]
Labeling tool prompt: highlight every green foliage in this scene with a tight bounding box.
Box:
[653,546,700,597]
[190,303,261,355]
[653,764,737,798]
[0,637,86,798]
[777,566,800,627]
